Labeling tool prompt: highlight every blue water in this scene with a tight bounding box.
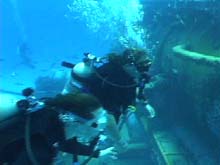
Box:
[1,0,113,93]
[1,0,220,164]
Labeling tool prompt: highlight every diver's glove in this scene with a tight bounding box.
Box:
[136,99,156,118]
[99,147,118,160]
[145,103,156,118]
[114,138,128,153]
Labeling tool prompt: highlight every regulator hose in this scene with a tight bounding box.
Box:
[25,114,39,165]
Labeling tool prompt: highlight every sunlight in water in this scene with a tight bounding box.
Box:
[67,0,146,49]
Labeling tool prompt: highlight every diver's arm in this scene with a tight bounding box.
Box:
[105,113,128,153]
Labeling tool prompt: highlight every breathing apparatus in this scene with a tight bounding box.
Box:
[16,88,46,165]
[72,53,98,78]
[62,53,107,94]
[83,52,105,66]
[121,49,152,89]
[61,51,151,89]
[17,88,45,113]
[83,52,139,88]
[62,53,105,70]
[122,48,152,73]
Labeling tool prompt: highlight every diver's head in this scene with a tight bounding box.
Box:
[106,49,151,82]
[122,48,152,73]
[53,93,107,141]
[47,93,102,119]
[60,107,107,143]
[22,87,34,97]
[121,48,152,81]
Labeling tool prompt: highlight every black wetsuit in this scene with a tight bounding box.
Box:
[0,107,99,164]
[86,62,151,122]
[86,63,137,122]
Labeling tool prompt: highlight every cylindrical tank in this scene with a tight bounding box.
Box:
[0,92,22,121]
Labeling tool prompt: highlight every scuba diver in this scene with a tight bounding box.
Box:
[62,48,156,143]
[17,42,35,69]
[0,88,117,164]
[62,49,155,119]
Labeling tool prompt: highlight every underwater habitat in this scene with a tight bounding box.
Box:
[1,0,220,164]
